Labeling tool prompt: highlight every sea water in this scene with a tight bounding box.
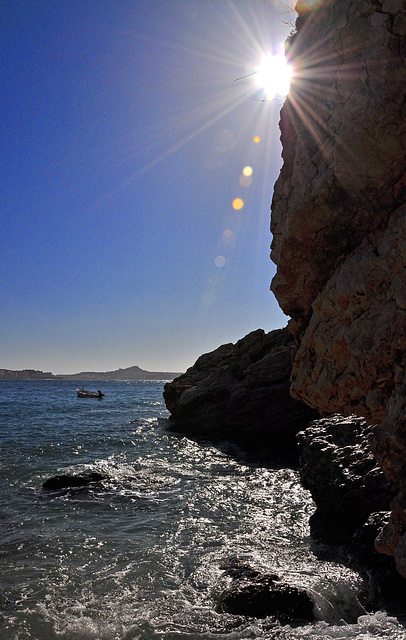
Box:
[0,380,405,640]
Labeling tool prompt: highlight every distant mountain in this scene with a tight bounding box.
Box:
[0,366,182,381]
[56,365,182,381]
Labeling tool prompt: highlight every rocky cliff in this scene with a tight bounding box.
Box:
[164,328,318,464]
[271,0,406,576]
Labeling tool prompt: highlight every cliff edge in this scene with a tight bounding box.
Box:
[271,0,406,575]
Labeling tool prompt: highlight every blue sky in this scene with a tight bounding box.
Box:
[1,0,292,374]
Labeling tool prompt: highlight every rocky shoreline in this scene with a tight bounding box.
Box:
[165,0,405,614]
[163,327,406,609]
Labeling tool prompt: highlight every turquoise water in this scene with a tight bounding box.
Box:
[0,380,405,639]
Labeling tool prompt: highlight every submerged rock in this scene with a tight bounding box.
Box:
[43,472,107,491]
[164,328,318,465]
[217,561,314,622]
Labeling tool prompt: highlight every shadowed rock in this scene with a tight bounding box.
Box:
[164,328,318,465]
[217,561,314,622]
[352,512,406,606]
[43,472,107,491]
[298,415,395,544]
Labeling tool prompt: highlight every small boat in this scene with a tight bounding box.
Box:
[76,388,104,398]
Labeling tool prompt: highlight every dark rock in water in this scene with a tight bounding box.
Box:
[43,472,107,491]
[164,328,318,465]
[352,512,406,605]
[217,561,314,622]
[298,415,395,545]
[353,512,392,565]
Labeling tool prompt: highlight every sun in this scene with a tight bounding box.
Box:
[254,52,292,100]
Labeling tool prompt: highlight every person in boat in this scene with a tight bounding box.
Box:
[97,390,103,397]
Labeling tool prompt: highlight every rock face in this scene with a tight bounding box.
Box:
[271,0,406,326]
[270,0,406,575]
[164,328,318,464]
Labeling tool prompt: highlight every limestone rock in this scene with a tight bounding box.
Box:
[290,204,406,429]
[270,0,406,574]
[163,328,318,464]
[271,0,406,325]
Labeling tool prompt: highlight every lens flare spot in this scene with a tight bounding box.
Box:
[214,255,226,268]
[214,129,236,153]
[296,0,323,10]
[222,229,235,244]
[232,198,244,210]
[243,166,253,177]
[239,174,253,187]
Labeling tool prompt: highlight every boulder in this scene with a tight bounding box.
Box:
[43,472,107,491]
[217,560,314,622]
[164,328,318,464]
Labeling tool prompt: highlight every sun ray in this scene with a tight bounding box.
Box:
[93,2,297,211]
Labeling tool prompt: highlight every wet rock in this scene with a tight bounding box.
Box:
[352,512,406,604]
[217,561,314,621]
[43,472,107,491]
[298,416,395,544]
[164,328,318,465]
[353,512,392,565]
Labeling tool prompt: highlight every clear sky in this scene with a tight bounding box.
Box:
[1,0,293,374]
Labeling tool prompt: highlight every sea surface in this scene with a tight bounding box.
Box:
[1,380,405,640]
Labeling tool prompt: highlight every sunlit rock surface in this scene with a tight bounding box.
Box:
[164,328,318,464]
[271,0,406,326]
[270,0,406,575]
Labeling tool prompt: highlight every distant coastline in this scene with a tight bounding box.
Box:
[0,365,182,381]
